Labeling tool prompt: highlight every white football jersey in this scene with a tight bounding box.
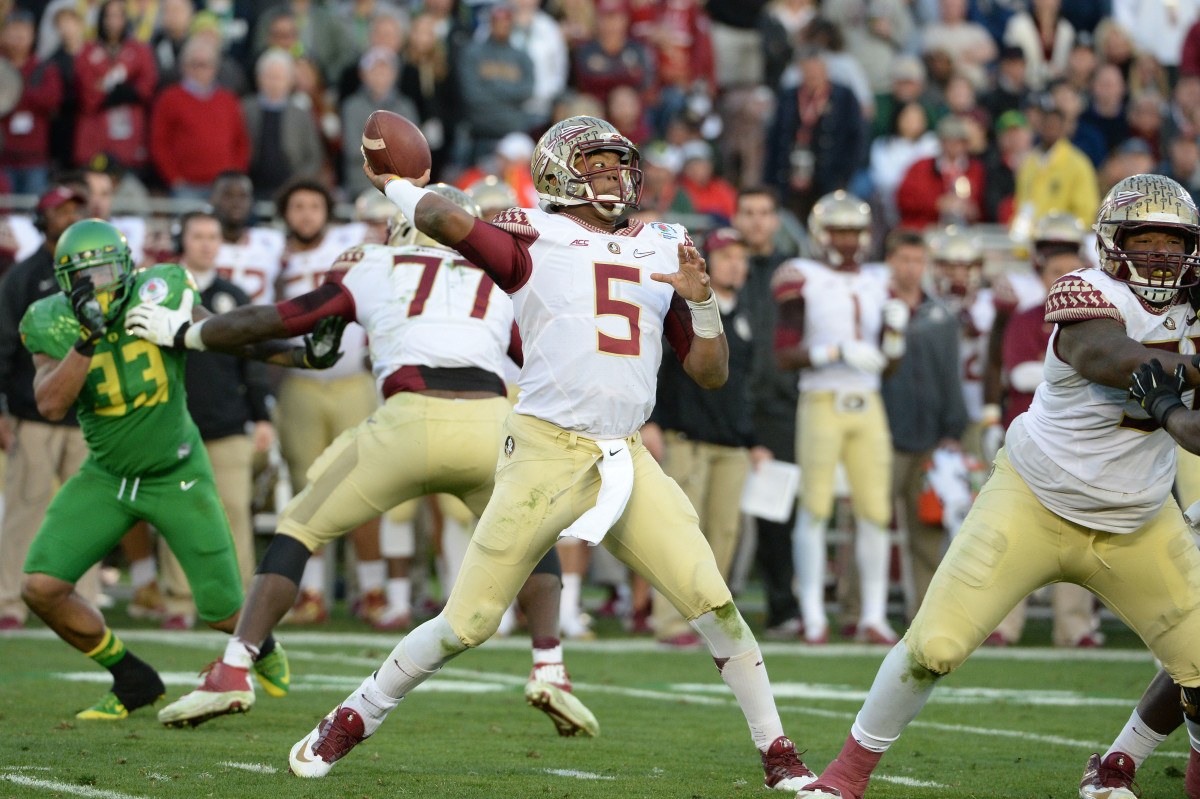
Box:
[337,243,515,393]
[280,224,370,381]
[502,208,690,438]
[1008,268,1197,533]
[779,258,889,393]
[215,226,285,304]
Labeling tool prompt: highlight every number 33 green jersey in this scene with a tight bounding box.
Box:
[20,263,203,476]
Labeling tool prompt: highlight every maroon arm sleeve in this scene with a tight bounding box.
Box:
[275,277,357,337]
[453,212,539,293]
[774,297,805,354]
[507,322,524,367]
[663,293,693,364]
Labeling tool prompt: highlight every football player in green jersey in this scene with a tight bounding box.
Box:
[19,218,345,721]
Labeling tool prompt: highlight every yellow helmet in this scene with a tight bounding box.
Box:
[1094,173,1200,304]
[808,190,871,266]
[387,183,481,249]
[531,116,642,220]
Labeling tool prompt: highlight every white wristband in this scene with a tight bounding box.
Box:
[686,291,724,338]
[184,318,208,351]
[808,343,839,367]
[384,177,432,221]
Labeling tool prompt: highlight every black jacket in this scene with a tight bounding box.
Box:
[0,246,78,425]
[742,252,799,461]
[184,276,272,440]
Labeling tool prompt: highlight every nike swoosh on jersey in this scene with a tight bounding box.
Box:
[180,480,197,491]
[633,250,654,258]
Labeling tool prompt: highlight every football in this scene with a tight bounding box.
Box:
[362,110,432,179]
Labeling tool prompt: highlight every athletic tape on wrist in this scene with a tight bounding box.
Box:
[686,291,723,338]
[384,178,432,222]
[184,318,208,351]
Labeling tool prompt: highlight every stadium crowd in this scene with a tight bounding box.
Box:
[1,0,1198,653]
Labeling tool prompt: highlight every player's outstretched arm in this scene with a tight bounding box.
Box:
[653,243,728,389]
[1130,356,1200,454]
[363,161,475,246]
[1059,318,1200,389]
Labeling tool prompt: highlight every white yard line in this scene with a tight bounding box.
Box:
[0,773,148,799]
[217,762,277,774]
[544,769,616,780]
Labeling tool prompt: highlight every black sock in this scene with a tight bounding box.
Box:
[109,652,165,710]
[258,634,277,660]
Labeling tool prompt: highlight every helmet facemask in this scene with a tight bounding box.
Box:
[1097,222,1200,305]
[532,117,643,218]
[55,247,133,321]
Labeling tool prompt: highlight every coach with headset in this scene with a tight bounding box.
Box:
[152,209,275,628]
[0,183,99,629]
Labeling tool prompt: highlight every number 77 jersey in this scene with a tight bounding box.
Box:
[20,263,201,476]
[328,243,517,393]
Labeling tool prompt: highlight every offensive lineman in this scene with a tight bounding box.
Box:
[129,185,599,738]
[19,219,321,719]
[276,116,816,790]
[796,175,1200,799]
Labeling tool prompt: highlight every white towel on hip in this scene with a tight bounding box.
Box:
[557,439,635,546]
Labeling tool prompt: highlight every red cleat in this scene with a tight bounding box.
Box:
[1079,751,1138,799]
[761,735,816,792]
[289,706,369,778]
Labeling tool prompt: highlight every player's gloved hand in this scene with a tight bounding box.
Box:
[125,289,196,348]
[882,298,910,333]
[303,315,347,369]
[840,340,888,374]
[1130,358,1187,428]
[70,280,106,353]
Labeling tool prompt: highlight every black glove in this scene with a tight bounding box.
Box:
[101,81,141,108]
[302,315,347,369]
[70,280,106,354]
[1130,358,1187,428]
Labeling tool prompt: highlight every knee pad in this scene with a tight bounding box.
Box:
[1183,684,1200,721]
[255,534,312,584]
[908,634,959,678]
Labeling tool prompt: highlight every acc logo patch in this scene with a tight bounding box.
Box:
[138,277,169,303]
[504,436,515,458]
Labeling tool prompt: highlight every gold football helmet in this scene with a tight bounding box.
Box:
[808,190,871,266]
[929,227,984,299]
[1094,173,1200,304]
[388,183,481,249]
[531,116,642,219]
[465,175,519,220]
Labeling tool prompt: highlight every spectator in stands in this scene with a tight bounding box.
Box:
[509,0,568,131]
[807,17,873,119]
[871,55,936,140]
[678,139,737,221]
[158,210,274,629]
[339,0,402,54]
[401,13,457,178]
[942,74,989,153]
[150,0,194,85]
[868,101,940,227]
[457,3,533,162]
[126,0,162,43]
[36,0,100,60]
[571,0,653,106]
[162,11,248,94]
[0,184,98,631]
[454,131,537,206]
[732,186,802,640]
[1113,0,1199,73]
[980,45,1031,126]
[607,84,652,145]
[822,0,914,97]
[983,110,1034,224]
[1080,63,1130,157]
[1163,73,1200,144]
[1047,79,1106,167]
[765,47,866,220]
[294,56,341,184]
[243,48,323,200]
[253,0,354,84]
[1013,102,1099,231]
[1161,133,1200,200]
[73,0,158,172]
[896,114,986,231]
[1094,16,1135,76]
[1182,15,1200,77]
[638,140,692,215]
[921,0,996,90]
[45,6,83,172]
[1004,0,1075,90]
[1125,91,1167,162]
[0,10,61,196]
[150,36,249,198]
[1098,136,1157,195]
[644,227,763,649]
[1063,33,1097,93]
[878,228,967,621]
[335,10,402,101]
[341,46,418,196]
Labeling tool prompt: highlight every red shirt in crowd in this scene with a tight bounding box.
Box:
[895,155,987,231]
[0,58,62,167]
[150,83,250,186]
[74,38,158,167]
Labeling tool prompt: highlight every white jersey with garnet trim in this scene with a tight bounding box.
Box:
[497,207,692,439]
[1007,268,1200,533]
[280,223,370,380]
[215,226,285,305]
[336,243,515,394]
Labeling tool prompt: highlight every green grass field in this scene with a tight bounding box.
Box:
[0,608,1191,799]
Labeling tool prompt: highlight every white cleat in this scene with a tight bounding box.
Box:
[525,679,599,737]
[158,661,254,727]
[289,705,369,778]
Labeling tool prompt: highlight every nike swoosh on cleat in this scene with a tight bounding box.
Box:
[180,480,197,491]
[294,735,315,763]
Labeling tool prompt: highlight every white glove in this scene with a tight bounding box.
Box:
[882,299,910,333]
[981,423,1005,465]
[1185,498,1200,536]
[125,289,195,348]
[841,340,888,374]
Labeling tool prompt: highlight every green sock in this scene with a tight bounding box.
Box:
[85,628,127,669]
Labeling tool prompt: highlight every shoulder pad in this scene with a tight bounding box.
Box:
[1045,273,1123,325]
[331,246,367,271]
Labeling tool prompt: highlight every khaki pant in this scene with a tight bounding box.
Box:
[277,373,379,493]
[160,434,256,617]
[652,432,751,640]
[893,449,945,620]
[0,420,99,621]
